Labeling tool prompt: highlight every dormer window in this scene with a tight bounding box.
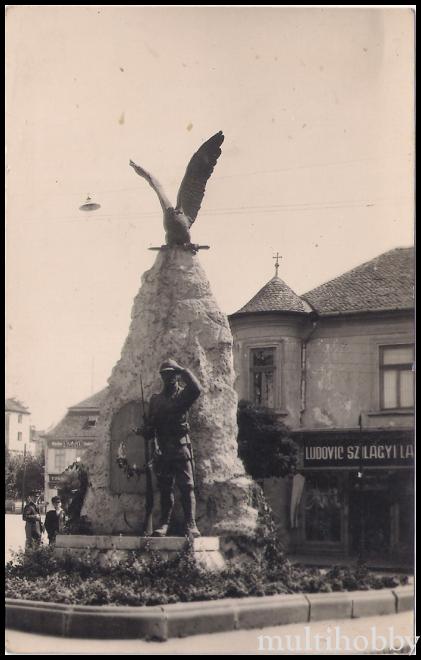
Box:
[84,416,98,429]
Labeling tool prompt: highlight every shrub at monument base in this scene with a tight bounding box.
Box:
[6,545,408,607]
[237,400,298,480]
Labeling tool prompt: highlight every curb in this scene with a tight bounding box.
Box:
[5,586,414,641]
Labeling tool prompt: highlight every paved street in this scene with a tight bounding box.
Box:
[5,513,30,562]
[5,612,415,655]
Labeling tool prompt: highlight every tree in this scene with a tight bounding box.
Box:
[12,452,45,499]
[5,450,22,499]
[237,400,298,480]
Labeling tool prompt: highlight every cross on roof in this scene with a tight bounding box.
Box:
[273,252,282,277]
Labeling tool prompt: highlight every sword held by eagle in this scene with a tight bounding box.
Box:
[129,131,224,254]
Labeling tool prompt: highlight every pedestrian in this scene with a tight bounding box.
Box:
[44,496,66,545]
[22,492,43,550]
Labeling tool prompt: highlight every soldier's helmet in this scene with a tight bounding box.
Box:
[159,359,179,373]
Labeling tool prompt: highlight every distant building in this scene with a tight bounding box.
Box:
[229,247,415,567]
[43,388,108,505]
[5,398,37,455]
[29,427,47,459]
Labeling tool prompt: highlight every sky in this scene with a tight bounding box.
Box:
[6,6,415,430]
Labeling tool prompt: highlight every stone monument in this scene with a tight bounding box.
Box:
[55,132,261,567]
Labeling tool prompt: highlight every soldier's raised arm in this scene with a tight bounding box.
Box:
[180,367,201,395]
[172,362,201,410]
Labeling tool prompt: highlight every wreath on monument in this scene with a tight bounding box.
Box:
[116,435,147,479]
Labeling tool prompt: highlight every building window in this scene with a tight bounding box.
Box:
[380,345,414,410]
[18,414,23,423]
[83,416,97,429]
[250,347,276,408]
[17,432,22,442]
[54,450,67,472]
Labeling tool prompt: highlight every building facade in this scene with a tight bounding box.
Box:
[43,389,108,505]
[229,247,415,567]
[5,398,37,456]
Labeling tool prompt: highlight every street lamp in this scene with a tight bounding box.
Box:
[79,194,101,212]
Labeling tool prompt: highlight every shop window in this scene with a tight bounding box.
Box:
[380,345,414,410]
[349,472,391,557]
[304,473,342,542]
[250,347,276,408]
[396,474,414,554]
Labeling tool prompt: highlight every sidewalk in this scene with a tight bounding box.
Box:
[5,513,26,563]
[5,611,415,655]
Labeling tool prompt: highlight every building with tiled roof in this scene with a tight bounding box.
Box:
[5,398,30,415]
[229,246,414,569]
[45,388,109,440]
[68,388,110,412]
[44,387,109,504]
[232,275,312,316]
[302,247,414,316]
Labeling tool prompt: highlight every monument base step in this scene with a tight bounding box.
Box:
[54,535,225,571]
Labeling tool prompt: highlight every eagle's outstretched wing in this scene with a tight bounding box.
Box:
[176,131,224,225]
[129,160,172,213]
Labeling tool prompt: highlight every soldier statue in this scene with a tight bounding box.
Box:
[135,359,202,537]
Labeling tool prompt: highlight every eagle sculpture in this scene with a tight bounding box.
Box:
[130,131,224,250]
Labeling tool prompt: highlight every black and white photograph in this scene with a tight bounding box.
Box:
[5,6,415,654]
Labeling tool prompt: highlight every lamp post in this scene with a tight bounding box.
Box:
[357,414,365,564]
[21,443,27,513]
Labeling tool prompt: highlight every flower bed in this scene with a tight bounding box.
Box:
[5,543,409,608]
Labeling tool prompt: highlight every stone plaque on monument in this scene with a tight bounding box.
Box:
[110,400,152,495]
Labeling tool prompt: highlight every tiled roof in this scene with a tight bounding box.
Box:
[70,387,109,410]
[5,398,30,414]
[45,411,102,440]
[232,276,312,315]
[302,247,414,315]
[45,388,109,440]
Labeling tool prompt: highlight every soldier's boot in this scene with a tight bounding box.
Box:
[153,490,174,537]
[152,524,168,537]
[181,487,201,538]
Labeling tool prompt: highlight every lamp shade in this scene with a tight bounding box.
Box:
[79,194,101,211]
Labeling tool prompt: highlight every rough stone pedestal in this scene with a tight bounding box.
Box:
[81,247,260,541]
[54,534,226,571]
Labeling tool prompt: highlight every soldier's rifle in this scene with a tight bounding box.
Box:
[139,371,154,536]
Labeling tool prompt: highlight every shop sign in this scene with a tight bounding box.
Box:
[47,439,95,449]
[304,437,414,467]
[48,474,63,487]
